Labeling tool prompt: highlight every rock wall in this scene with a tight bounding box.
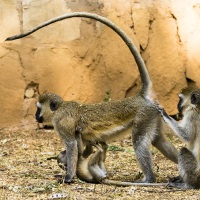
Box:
[1,0,200,129]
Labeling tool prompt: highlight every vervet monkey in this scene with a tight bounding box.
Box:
[159,87,200,189]
[57,132,107,183]
[6,12,178,183]
[56,132,166,187]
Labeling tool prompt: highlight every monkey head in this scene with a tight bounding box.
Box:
[35,93,63,125]
[178,87,200,115]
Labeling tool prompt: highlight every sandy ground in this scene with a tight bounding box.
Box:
[0,128,200,200]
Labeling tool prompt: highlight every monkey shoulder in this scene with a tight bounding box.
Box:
[52,101,80,127]
[62,101,80,108]
[59,101,80,115]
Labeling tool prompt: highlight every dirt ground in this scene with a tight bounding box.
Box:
[0,127,200,200]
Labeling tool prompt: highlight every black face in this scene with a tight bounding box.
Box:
[177,97,183,113]
[35,107,43,123]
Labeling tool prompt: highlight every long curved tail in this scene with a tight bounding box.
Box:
[5,12,152,96]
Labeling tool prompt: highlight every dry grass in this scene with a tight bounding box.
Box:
[0,128,200,200]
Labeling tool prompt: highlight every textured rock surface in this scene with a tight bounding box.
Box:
[0,0,200,128]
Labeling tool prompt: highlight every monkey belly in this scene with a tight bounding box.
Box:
[81,122,132,143]
[77,160,94,182]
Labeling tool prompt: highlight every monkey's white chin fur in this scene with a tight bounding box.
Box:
[37,102,42,108]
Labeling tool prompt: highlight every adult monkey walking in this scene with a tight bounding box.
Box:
[6,12,178,184]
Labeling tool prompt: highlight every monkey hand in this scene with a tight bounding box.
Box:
[153,101,164,113]
[156,104,168,119]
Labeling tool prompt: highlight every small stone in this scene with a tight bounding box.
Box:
[25,88,35,98]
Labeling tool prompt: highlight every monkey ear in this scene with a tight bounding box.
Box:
[191,93,200,104]
[50,100,59,111]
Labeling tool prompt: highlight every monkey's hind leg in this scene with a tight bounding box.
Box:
[133,129,155,183]
[168,175,183,184]
[98,142,108,174]
[177,147,200,189]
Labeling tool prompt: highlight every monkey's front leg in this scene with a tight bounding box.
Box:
[63,140,78,183]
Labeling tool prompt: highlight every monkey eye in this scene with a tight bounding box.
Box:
[191,93,200,104]
[50,101,58,111]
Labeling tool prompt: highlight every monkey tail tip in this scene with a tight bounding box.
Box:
[5,35,19,41]
[5,37,12,41]
[5,37,14,41]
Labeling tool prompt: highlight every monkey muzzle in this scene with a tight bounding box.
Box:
[35,107,44,123]
[177,97,183,113]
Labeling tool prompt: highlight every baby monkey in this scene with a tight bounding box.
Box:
[56,132,166,187]
[159,87,200,189]
[57,133,107,183]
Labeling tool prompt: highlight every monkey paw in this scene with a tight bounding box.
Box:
[153,101,165,114]
[156,105,169,119]
[63,175,74,184]
[55,174,74,184]
[166,176,187,188]
[168,176,183,183]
